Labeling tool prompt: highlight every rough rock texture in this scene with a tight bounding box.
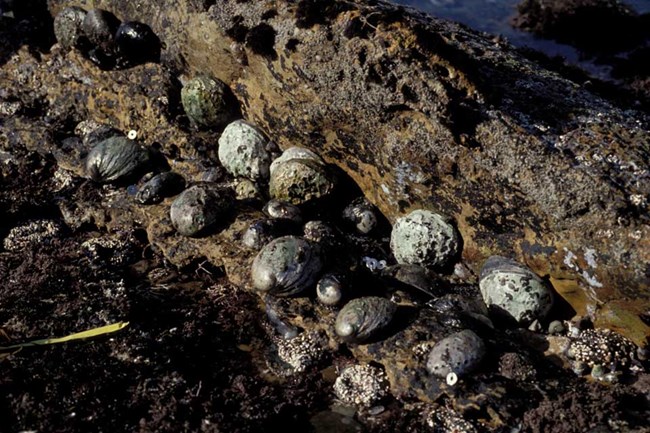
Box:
[36,0,649,344]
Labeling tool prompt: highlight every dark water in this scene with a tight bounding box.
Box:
[392,0,650,80]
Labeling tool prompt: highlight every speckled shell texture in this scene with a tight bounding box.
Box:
[316,274,343,306]
[218,120,270,181]
[335,296,396,343]
[390,209,460,268]
[479,255,553,324]
[426,329,486,378]
[169,184,234,237]
[53,6,87,50]
[251,235,323,296]
[84,136,150,183]
[269,146,334,205]
[181,75,231,129]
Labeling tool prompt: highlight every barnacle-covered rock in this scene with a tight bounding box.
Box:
[169,184,235,237]
[3,220,63,252]
[335,296,396,343]
[218,120,270,181]
[263,199,302,223]
[84,136,151,183]
[181,75,232,129]
[316,273,343,306]
[390,209,460,269]
[242,218,297,250]
[333,364,390,407]
[269,146,335,205]
[426,329,486,380]
[53,6,87,51]
[136,171,185,204]
[251,235,323,296]
[567,328,637,371]
[343,197,378,234]
[479,256,553,324]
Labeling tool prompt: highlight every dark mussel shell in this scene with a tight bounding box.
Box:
[136,172,185,204]
[115,21,161,64]
[85,136,151,183]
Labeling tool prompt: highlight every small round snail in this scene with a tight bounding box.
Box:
[263,199,302,223]
[343,197,378,234]
[316,273,344,306]
[115,21,160,63]
[335,296,396,343]
[136,172,185,204]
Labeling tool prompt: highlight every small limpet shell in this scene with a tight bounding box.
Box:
[181,75,232,129]
[269,147,335,205]
[53,6,87,51]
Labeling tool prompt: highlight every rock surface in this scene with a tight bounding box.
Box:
[32,0,649,344]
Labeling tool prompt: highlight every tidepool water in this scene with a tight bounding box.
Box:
[392,0,649,80]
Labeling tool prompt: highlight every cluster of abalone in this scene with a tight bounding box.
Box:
[50,17,645,419]
[54,6,160,69]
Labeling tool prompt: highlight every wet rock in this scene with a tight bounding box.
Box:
[479,256,553,325]
[169,184,235,236]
